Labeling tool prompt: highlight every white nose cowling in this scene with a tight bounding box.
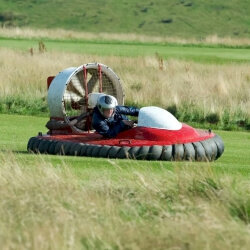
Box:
[138,106,182,130]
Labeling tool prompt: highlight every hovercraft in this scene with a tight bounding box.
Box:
[27,63,224,161]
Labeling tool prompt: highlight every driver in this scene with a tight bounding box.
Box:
[92,95,139,138]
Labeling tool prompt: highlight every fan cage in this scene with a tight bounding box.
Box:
[62,63,124,132]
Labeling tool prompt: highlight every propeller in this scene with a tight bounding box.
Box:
[60,63,124,132]
[67,74,85,98]
[63,74,86,110]
[63,70,100,105]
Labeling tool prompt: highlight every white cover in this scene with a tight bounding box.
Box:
[48,67,77,118]
[138,106,182,130]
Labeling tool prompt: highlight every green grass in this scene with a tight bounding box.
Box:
[0,95,49,116]
[1,37,250,64]
[1,95,249,131]
[0,114,249,176]
[1,0,250,245]
[0,114,250,249]
[0,0,250,38]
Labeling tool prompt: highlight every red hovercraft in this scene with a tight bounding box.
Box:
[27,63,224,161]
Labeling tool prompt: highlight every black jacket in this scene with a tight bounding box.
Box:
[92,106,139,138]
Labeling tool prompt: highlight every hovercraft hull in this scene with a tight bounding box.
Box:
[27,123,224,161]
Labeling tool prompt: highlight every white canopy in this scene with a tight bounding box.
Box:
[138,106,182,130]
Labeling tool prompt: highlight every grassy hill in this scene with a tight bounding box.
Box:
[0,0,250,38]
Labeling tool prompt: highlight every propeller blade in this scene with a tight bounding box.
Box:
[87,72,99,93]
[64,89,82,103]
[67,74,85,98]
[74,68,98,93]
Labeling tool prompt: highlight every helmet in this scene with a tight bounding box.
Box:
[97,95,118,116]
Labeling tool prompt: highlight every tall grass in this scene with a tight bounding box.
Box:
[1,27,250,46]
[0,48,249,129]
[0,152,249,249]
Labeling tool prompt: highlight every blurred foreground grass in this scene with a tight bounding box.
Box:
[0,113,249,249]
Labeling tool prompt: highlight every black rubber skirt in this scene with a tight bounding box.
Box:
[27,134,224,161]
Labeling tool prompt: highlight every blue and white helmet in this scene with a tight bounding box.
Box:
[97,95,118,116]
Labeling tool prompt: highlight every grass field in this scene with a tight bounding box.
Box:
[0,40,249,130]
[0,0,250,39]
[0,2,250,248]
[1,37,250,64]
[2,27,250,47]
[1,114,250,175]
[0,114,249,249]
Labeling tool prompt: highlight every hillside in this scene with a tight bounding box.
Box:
[0,0,250,38]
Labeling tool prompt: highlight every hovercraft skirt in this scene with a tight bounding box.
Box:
[27,134,224,161]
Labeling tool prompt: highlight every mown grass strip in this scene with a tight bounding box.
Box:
[0,114,249,176]
[1,37,250,64]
